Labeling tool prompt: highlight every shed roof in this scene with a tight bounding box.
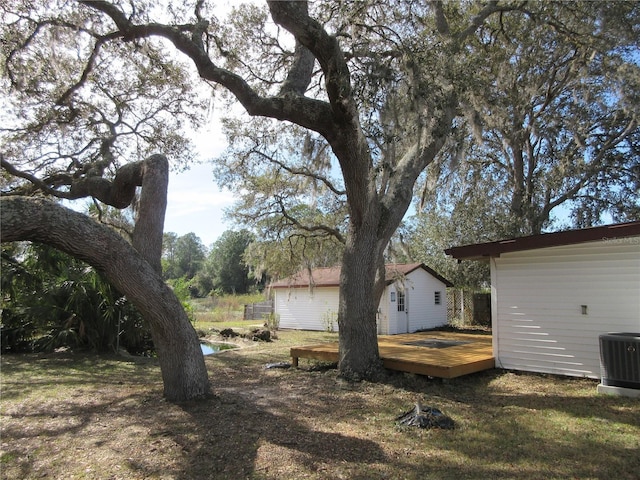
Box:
[270,262,453,288]
[445,221,640,261]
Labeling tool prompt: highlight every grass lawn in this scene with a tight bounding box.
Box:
[1,328,639,480]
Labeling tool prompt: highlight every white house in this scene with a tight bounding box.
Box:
[445,221,640,380]
[270,263,453,334]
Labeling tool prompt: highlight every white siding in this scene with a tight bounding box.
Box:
[383,270,449,334]
[493,239,640,379]
[406,269,449,332]
[385,284,406,334]
[274,267,450,334]
[377,287,391,334]
[275,287,339,331]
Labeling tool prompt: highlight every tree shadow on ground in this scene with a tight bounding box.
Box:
[170,391,388,479]
[2,351,639,479]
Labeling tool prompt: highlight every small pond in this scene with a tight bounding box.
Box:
[200,342,238,356]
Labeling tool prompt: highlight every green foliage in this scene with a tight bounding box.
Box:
[1,243,151,354]
[264,313,280,331]
[175,233,207,279]
[203,229,257,294]
[161,232,180,279]
[321,310,338,333]
[397,181,515,288]
[166,276,197,322]
[162,232,207,281]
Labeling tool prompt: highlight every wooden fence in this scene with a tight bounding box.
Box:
[243,300,274,320]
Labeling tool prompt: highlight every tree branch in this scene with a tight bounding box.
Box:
[79,0,335,138]
[1,156,73,198]
[56,37,104,106]
[267,0,357,126]
[455,1,523,42]
[274,195,346,244]
[252,149,346,196]
[432,1,450,35]
[280,40,315,95]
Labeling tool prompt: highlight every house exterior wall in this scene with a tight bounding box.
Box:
[275,268,450,334]
[404,268,449,332]
[383,271,448,334]
[275,286,340,331]
[377,286,391,335]
[383,284,406,334]
[491,238,640,379]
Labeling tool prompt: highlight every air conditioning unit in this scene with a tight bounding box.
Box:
[599,333,640,389]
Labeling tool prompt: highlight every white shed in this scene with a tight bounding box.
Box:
[446,221,640,379]
[270,263,452,334]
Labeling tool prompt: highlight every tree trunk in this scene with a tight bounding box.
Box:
[132,154,168,274]
[1,196,211,402]
[337,211,387,381]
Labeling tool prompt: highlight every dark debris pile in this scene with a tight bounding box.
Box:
[396,402,455,430]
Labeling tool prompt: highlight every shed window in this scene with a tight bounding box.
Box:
[434,291,442,305]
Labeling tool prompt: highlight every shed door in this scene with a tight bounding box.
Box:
[397,289,409,333]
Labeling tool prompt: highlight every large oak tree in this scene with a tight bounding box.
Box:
[104,0,525,379]
[1,1,210,400]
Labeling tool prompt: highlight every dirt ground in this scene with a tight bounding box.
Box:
[1,330,639,479]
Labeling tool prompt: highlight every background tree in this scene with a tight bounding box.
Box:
[215,123,346,279]
[389,208,494,290]
[400,3,639,289]
[161,232,207,296]
[203,229,255,294]
[1,0,210,400]
[70,0,640,381]
[161,232,180,280]
[173,232,207,280]
[416,2,639,237]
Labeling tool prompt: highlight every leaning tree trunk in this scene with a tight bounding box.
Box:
[1,196,211,402]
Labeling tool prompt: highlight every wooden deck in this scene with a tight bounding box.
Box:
[290,331,494,379]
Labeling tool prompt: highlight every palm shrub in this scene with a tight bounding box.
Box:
[1,243,152,354]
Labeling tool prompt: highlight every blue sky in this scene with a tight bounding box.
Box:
[164,123,235,247]
[164,163,235,247]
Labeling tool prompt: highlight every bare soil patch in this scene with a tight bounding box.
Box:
[2,330,639,479]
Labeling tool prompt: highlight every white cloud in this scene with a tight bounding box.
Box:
[164,163,236,246]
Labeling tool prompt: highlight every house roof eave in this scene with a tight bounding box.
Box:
[445,221,640,261]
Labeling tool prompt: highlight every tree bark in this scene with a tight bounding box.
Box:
[1,196,211,402]
[131,154,168,274]
[337,220,387,380]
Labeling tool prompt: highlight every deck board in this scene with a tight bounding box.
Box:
[290,331,494,378]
